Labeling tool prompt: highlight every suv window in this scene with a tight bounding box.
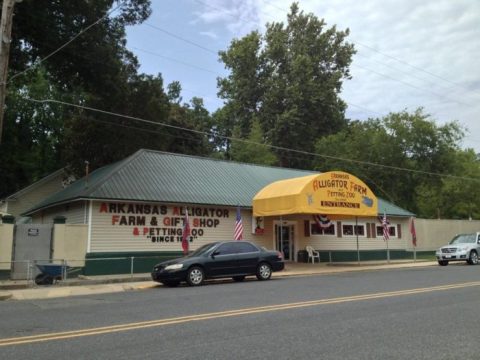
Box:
[450,234,476,244]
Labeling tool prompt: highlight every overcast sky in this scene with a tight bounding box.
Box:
[126,0,480,152]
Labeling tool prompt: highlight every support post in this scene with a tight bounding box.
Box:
[0,0,17,143]
[356,216,360,264]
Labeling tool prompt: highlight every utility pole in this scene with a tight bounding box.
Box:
[0,0,17,143]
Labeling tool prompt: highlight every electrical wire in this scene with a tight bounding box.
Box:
[8,2,124,83]
[261,0,480,98]
[25,96,480,183]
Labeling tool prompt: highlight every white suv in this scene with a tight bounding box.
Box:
[436,233,480,266]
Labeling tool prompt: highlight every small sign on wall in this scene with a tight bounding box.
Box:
[28,228,39,236]
[252,216,265,235]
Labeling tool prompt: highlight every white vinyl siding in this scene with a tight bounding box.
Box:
[6,172,65,218]
[31,201,87,224]
[294,215,409,251]
[89,201,269,253]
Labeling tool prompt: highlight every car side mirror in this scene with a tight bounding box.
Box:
[211,251,220,258]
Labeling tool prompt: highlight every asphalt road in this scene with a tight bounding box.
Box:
[1,265,480,359]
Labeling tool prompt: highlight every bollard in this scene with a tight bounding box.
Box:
[130,257,134,278]
[63,259,67,281]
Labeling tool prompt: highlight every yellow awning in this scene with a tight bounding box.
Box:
[253,171,378,217]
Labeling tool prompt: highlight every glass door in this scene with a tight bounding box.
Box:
[275,224,295,261]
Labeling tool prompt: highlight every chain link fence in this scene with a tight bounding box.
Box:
[0,256,165,286]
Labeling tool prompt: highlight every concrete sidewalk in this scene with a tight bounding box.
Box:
[0,260,437,301]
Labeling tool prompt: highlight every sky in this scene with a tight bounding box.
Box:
[125,0,480,152]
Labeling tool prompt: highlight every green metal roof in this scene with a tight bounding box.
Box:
[24,149,414,217]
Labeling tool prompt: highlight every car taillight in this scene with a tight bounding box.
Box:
[277,251,284,259]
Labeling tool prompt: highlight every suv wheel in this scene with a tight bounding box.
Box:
[438,260,448,266]
[467,251,478,265]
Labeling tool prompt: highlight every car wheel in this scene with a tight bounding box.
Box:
[186,266,204,286]
[161,280,180,287]
[256,262,272,281]
[438,260,448,266]
[232,276,245,282]
[468,251,478,265]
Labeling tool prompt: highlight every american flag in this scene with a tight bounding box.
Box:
[234,206,243,241]
[381,212,390,241]
[182,208,190,255]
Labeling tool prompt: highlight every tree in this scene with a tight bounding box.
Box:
[313,109,479,218]
[0,66,73,198]
[230,119,278,165]
[0,1,154,195]
[218,2,355,168]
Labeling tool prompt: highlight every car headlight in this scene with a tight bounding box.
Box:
[164,264,184,271]
[457,247,468,252]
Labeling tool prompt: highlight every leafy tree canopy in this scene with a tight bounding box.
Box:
[217,2,355,169]
[314,109,480,218]
[0,0,213,197]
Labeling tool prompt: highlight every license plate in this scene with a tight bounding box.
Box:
[445,255,452,258]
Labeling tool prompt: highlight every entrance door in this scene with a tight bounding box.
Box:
[275,224,295,261]
[11,224,53,280]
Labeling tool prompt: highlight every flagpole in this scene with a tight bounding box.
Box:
[383,210,390,263]
[386,233,390,263]
[280,216,283,260]
[386,211,390,263]
[355,216,360,264]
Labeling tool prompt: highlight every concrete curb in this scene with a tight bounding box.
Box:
[0,261,438,301]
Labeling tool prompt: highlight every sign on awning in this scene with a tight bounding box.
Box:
[253,171,378,217]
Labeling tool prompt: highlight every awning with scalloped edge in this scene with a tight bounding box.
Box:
[252,171,378,217]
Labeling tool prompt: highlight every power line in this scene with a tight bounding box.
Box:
[352,63,472,107]
[261,0,480,98]
[143,22,218,55]
[190,0,475,110]
[24,96,480,183]
[132,46,220,75]
[352,40,480,98]
[8,2,124,84]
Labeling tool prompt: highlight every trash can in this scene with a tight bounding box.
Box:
[297,250,308,263]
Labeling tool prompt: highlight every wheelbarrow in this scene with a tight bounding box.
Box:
[35,264,69,285]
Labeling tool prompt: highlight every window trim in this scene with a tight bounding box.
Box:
[309,221,336,236]
[341,222,366,237]
[375,224,397,239]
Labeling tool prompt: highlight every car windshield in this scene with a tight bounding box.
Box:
[188,243,218,257]
[449,234,476,245]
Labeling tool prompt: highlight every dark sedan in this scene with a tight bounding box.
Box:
[151,241,284,287]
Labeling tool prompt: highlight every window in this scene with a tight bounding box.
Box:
[376,225,396,238]
[311,222,336,236]
[215,243,236,255]
[234,242,259,253]
[342,224,365,236]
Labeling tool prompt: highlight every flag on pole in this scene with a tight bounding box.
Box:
[182,208,190,255]
[381,212,390,241]
[234,206,244,241]
[410,217,417,247]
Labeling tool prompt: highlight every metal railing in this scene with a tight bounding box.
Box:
[0,256,166,287]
